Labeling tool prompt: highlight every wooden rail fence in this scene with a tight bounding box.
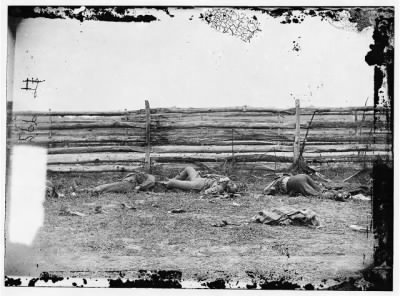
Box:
[7,101,392,173]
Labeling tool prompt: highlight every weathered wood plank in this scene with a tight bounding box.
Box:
[11,105,386,118]
[46,160,378,173]
[149,120,381,130]
[10,128,145,137]
[12,114,129,124]
[13,111,131,116]
[149,106,380,115]
[35,122,146,130]
[46,152,294,164]
[13,112,377,126]
[46,150,391,165]
[9,130,391,146]
[152,161,292,173]
[9,135,146,144]
[47,146,147,154]
[152,145,294,153]
[47,164,143,173]
[44,143,391,155]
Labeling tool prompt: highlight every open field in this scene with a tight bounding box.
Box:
[5,170,374,289]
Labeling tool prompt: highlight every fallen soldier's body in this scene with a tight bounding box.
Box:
[46,180,58,198]
[166,166,238,195]
[263,174,321,196]
[90,172,155,194]
[263,174,351,200]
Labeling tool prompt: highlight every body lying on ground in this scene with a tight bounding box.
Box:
[46,180,58,198]
[90,172,156,194]
[263,173,352,200]
[166,166,238,195]
[263,174,321,196]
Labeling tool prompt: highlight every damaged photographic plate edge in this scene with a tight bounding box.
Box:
[0,0,398,295]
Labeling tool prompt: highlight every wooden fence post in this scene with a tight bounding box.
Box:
[354,111,358,136]
[293,99,301,164]
[277,112,281,146]
[49,108,52,148]
[231,128,235,159]
[145,100,151,172]
[124,108,128,145]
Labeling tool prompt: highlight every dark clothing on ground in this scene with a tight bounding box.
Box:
[263,174,367,201]
[263,174,321,196]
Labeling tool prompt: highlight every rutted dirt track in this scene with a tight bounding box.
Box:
[8,172,374,288]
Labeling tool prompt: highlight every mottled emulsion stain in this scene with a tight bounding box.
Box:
[4,277,22,287]
[243,7,393,33]
[205,278,226,289]
[199,8,261,43]
[363,7,393,291]
[159,7,175,18]
[2,273,372,289]
[291,37,302,55]
[259,279,301,290]
[28,277,39,286]
[39,271,64,283]
[106,270,183,288]
[9,6,159,23]
[8,6,393,30]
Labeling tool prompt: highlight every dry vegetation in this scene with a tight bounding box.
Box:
[8,168,374,288]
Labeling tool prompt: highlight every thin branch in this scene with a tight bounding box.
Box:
[299,111,318,157]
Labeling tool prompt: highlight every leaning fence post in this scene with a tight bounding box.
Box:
[293,99,301,164]
[145,100,151,172]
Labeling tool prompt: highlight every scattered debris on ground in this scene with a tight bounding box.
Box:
[168,208,186,214]
[350,194,371,201]
[37,170,375,287]
[320,191,350,202]
[120,203,136,210]
[211,219,242,227]
[251,207,320,227]
[349,225,368,232]
[59,206,86,217]
[212,220,228,227]
[94,206,104,214]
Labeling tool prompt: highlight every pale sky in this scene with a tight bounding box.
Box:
[10,8,374,111]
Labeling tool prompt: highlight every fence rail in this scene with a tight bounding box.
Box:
[7,102,392,173]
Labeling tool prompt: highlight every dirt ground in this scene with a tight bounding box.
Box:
[7,169,374,288]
